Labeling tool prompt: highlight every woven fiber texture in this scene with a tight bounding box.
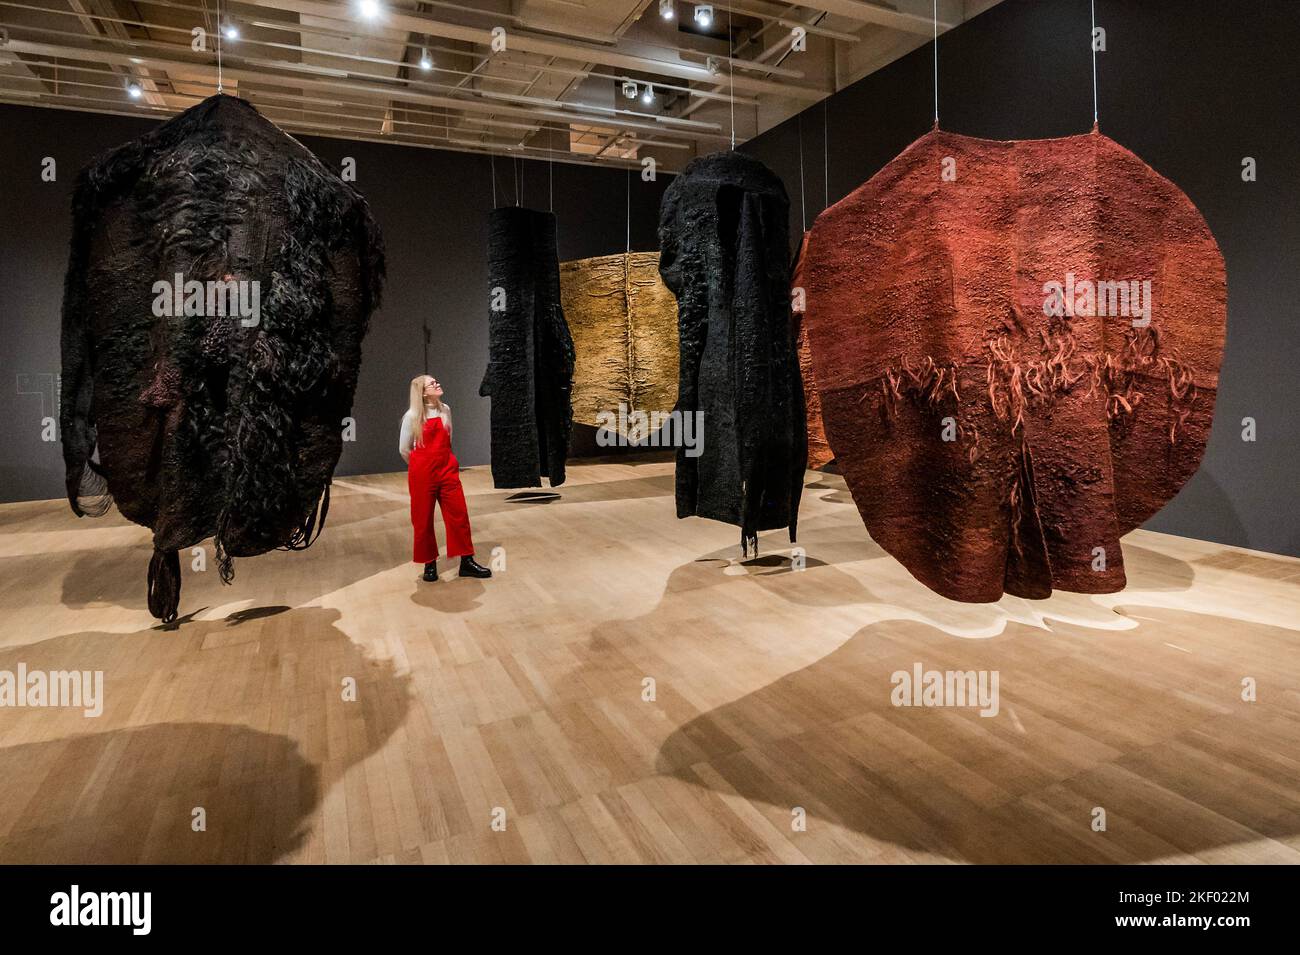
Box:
[658,151,807,554]
[479,206,575,489]
[559,251,678,433]
[60,94,384,621]
[790,232,833,470]
[801,128,1225,602]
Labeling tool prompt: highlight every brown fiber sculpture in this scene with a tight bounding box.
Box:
[801,128,1226,602]
[790,232,833,470]
[559,251,679,434]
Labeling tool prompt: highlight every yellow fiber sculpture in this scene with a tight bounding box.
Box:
[559,251,679,435]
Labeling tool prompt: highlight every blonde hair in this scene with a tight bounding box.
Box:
[408,375,444,448]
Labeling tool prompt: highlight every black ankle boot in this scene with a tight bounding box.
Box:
[422,562,438,582]
[458,555,492,579]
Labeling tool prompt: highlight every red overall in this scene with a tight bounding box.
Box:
[408,416,474,563]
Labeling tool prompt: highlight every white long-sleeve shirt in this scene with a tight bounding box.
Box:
[399,403,452,463]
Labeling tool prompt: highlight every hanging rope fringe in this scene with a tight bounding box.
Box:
[209,481,332,591]
[857,327,1199,468]
[862,356,974,459]
[283,483,332,550]
[981,327,1197,443]
[864,358,960,411]
[1008,463,1026,558]
[215,537,235,585]
[147,547,181,623]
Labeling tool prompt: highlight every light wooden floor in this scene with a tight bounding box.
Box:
[1,457,1297,864]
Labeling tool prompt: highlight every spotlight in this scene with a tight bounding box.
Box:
[223,23,239,41]
[419,48,433,71]
[622,78,638,100]
[126,80,143,99]
[659,0,674,19]
[694,4,712,27]
[358,0,382,20]
[641,84,654,105]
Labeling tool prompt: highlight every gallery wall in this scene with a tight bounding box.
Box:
[1,0,1295,559]
[742,0,1299,558]
[0,104,669,504]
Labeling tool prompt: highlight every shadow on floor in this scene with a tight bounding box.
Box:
[0,605,411,863]
[0,722,319,863]
[652,610,1300,863]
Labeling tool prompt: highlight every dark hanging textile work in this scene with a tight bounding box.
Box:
[658,151,806,554]
[60,94,385,622]
[479,206,575,489]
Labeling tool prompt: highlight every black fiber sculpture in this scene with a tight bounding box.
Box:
[479,206,575,489]
[658,151,806,554]
[60,94,385,622]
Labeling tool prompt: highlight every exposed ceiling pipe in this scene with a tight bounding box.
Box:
[5,57,671,144]
[0,34,720,132]
[0,12,542,88]
[3,38,723,144]
[0,88,675,169]
[795,0,957,34]
[703,2,861,42]
[241,0,827,99]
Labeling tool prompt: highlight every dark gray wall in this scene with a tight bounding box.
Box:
[0,104,669,503]
[742,0,1299,557]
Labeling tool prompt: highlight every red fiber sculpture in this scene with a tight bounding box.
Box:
[791,232,833,470]
[801,128,1226,602]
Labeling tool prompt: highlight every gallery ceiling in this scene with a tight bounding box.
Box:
[0,0,1001,170]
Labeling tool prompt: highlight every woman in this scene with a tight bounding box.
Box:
[400,375,492,582]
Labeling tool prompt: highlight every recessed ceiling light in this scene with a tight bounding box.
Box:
[694,4,713,27]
